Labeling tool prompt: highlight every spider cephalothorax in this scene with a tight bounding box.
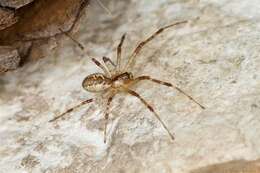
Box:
[50,20,205,143]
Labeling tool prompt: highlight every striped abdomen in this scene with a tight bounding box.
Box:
[82,73,112,92]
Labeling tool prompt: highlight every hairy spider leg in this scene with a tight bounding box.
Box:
[104,92,116,143]
[103,56,116,75]
[116,34,126,73]
[133,76,205,109]
[124,20,188,71]
[58,28,85,50]
[49,98,94,122]
[123,88,175,141]
[95,0,112,16]
[57,33,113,77]
[91,58,111,77]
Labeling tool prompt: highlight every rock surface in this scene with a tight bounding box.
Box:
[0,0,34,9]
[0,0,260,173]
[0,0,88,73]
[190,159,260,173]
[0,46,20,73]
[0,8,18,30]
[0,0,88,44]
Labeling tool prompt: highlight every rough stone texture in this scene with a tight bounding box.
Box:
[0,0,88,73]
[0,0,260,173]
[190,159,260,173]
[0,46,20,73]
[0,0,88,44]
[0,0,34,9]
[0,8,18,30]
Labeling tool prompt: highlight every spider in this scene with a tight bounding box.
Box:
[49,20,205,143]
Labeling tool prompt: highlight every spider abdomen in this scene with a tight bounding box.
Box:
[82,73,112,92]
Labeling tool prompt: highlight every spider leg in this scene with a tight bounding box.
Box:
[104,93,116,143]
[91,58,111,77]
[133,76,205,109]
[58,28,85,50]
[103,56,116,67]
[123,88,175,141]
[95,0,112,16]
[103,56,116,74]
[116,34,126,72]
[124,20,188,71]
[49,98,94,122]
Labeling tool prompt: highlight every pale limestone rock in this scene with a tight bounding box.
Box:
[0,0,260,173]
[190,159,260,173]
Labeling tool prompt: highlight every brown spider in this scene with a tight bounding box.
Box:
[49,20,205,143]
